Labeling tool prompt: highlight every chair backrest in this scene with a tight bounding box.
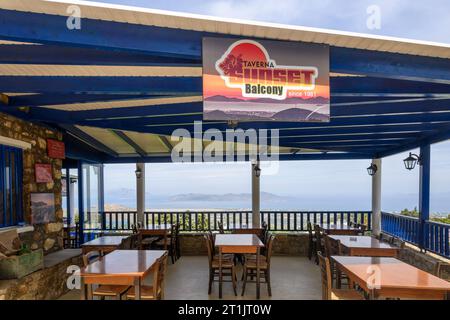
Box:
[204,234,214,267]
[265,234,275,265]
[317,251,332,300]
[82,250,101,267]
[324,235,341,258]
[314,224,322,243]
[307,221,313,238]
[152,252,169,299]
[217,221,225,234]
[119,236,133,250]
[392,237,406,249]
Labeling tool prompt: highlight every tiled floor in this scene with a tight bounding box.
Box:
[59,256,322,300]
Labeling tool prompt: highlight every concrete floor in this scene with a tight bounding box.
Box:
[59,256,322,300]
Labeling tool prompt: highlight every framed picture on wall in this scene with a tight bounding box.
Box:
[30,193,56,224]
[35,163,53,183]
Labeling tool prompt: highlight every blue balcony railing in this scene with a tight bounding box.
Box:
[381,211,450,258]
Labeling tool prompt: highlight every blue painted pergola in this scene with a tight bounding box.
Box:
[0,1,449,256]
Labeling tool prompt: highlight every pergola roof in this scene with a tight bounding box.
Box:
[1,0,450,163]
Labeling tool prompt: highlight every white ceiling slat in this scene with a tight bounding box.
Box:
[0,65,202,77]
[44,95,203,111]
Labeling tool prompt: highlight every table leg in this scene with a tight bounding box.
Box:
[80,277,86,300]
[219,248,223,299]
[256,247,260,300]
[134,277,141,300]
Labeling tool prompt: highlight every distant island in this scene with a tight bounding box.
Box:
[169,192,291,202]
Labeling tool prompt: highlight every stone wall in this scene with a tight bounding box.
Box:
[0,112,64,254]
[179,232,309,256]
[0,249,83,300]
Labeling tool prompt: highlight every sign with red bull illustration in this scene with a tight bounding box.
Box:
[203,37,330,122]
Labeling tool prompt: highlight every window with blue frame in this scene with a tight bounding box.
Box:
[0,145,23,227]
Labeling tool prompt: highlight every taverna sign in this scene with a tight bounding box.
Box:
[203,37,330,122]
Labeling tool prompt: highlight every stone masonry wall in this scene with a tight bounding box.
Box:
[0,253,82,300]
[179,233,309,256]
[0,112,64,254]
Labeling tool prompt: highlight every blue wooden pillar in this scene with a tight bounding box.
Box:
[418,144,430,250]
[77,161,84,244]
[65,167,71,228]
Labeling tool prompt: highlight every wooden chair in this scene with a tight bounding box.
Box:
[125,252,169,300]
[391,237,406,249]
[241,234,275,297]
[119,236,133,250]
[307,221,317,261]
[356,223,368,236]
[154,223,180,263]
[324,236,350,288]
[217,221,225,234]
[317,252,364,300]
[204,235,237,296]
[314,224,324,265]
[82,251,130,299]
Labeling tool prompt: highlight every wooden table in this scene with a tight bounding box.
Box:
[332,256,450,300]
[329,235,400,257]
[215,234,264,299]
[316,223,360,235]
[138,224,172,250]
[81,236,130,254]
[80,250,166,300]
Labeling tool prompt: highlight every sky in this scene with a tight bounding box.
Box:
[81,0,450,214]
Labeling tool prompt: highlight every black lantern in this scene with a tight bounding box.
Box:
[254,165,261,177]
[135,167,142,179]
[367,163,377,176]
[403,152,421,170]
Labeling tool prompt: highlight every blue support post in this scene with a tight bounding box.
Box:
[418,144,430,250]
[77,161,84,245]
[65,167,71,228]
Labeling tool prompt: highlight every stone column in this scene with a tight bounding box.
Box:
[371,158,382,236]
[136,162,146,226]
[251,161,261,228]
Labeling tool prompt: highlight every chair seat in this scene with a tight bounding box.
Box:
[141,237,159,244]
[214,253,234,260]
[93,285,130,297]
[244,254,267,262]
[330,289,365,300]
[211,259,235,268]
[244,259,268,269]
[154,238,173,246]
[126,285,161,299]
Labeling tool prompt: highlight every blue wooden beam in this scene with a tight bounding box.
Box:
[99,151,373,163]
[0,76,201,94]
[0,9,204,59]
[331,47,450,84]
[1,8,450,83]
[0,43,199,66]
[1,75,449,94]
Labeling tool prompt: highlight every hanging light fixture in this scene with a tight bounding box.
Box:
[254,165,261,177]
[135,167,142,179]
[367,163,377,176]
[403,152,421,170]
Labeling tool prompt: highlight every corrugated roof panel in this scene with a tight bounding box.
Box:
[76,126,136,154]
[123,131,171,153]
